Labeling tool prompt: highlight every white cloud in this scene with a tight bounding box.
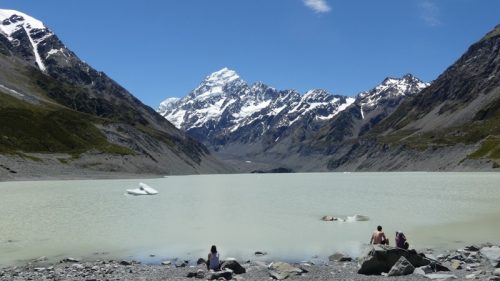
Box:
[303,0,331,13]
[419,1,441,26]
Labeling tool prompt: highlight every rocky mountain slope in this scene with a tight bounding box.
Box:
[159,68,427,171]
[0,9,228,180]
[322,24,500,171]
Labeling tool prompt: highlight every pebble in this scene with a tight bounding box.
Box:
[465,273,476,279]
[494,268,500,276]
[62,257,80,263]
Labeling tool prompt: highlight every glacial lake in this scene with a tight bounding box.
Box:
[0,172,499,266]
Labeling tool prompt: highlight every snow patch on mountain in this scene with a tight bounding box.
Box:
[0,9,52,71]
[0,9,46,36]
[358,74,429,114]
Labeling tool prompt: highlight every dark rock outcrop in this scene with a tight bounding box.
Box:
[220,259,246,274]
[358,245,447,275]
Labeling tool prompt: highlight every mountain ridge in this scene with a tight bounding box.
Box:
[0,9,229,179]
[158,68,428,171]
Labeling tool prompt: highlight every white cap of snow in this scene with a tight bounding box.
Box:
[0,9,46,37]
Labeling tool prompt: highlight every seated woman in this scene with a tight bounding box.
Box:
[395,231,409,249]
[207,245,220,271]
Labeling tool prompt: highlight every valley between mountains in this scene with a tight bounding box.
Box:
[158,25,500,173]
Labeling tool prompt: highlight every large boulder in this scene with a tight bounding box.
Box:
[387,256,415,276]
[269,262,306,280]
[358,245,446,275]
[220,259,246,274]
[480,246,500,267]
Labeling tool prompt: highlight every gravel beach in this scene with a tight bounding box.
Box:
[1,245,499,281]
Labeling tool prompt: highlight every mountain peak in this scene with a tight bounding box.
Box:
[0,9,47,37]
[205,67,240,84]
[379,74,427,88]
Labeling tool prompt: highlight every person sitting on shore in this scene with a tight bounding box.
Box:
[370,225,389,245]
[207,245,220,271]
[395,231,409,249]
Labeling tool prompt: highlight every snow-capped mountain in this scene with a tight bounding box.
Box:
[158,69,428,171]
[0,9,53,71]
[358,74,429,119]
[0,9,226,176]
[158,67,355,148]
[315,74,429,145]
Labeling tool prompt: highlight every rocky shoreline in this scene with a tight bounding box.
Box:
[1,245,499,280]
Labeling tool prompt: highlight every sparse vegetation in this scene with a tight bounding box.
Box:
[377,119,500,161]
[468,136,500,159]
[0,92,133,156]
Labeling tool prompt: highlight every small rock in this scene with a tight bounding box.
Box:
[221,260,246,274]
[447,254,464,262]
[196,269,205,279]
[451,259,462,270]
[161,260,171,265]
[321,215,335,221]
[425,273,457,280]
[269,262,305,280]
[120,260,132,266]
[388,256,415,277]
[413,267,429,276]
[62,257,80,263]
[466,263,480,271]
[208,271,232,280]
[254,251,267,256]
[480,246,500,267]
[329,252,352,262]
[34,267,46,272]
[494,268,500,276]
[465,274,476,279]
[35,256,48,262]
[488,277,500,281]
[91,266,99,271]
[72,264,84,270]
[437,254,447,260]
[175,261,187,267]
[197,258,206,265]
[465,246,480,252]
[426,253,438,261]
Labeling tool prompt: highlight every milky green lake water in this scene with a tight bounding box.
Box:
[0,172,499,266]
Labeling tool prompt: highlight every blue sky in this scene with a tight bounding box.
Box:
[2,0,499,108]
